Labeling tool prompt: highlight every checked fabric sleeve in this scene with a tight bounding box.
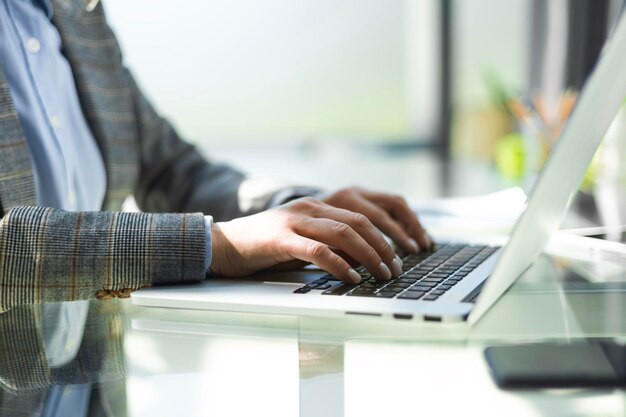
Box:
[0,206,206,312]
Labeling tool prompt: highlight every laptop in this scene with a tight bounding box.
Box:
[132,14,626,325]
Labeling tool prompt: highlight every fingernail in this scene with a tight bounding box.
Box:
[390,257,402,277]
[408,238,419,253]
[378,262,392,280]
[347,268,362,284]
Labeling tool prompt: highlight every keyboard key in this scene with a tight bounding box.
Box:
[404,272,426,278]
[347,290,378,297]
[320,274,342,282]
[423,295,439,301]
[311,244,498,297]
[322,284,357,295]
[431,290,445,296]
[416,267,434,272]
[376,291,397,298]
[422,277,444,283]
[398,291,426,300]
[413,281,437,287]
[411,284,435,291]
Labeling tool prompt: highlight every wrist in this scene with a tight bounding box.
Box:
[209,222,226,276]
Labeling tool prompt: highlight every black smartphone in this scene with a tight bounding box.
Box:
[484,340,626,389]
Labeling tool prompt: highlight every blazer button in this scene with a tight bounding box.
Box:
[95,290,114,300]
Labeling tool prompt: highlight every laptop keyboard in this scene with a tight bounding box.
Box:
[293,244,498,301]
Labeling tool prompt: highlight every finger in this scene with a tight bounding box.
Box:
[375,195,433,250]
[309,205,402,277]
[329,247,360,268]
[294,218,396,281]
[332,195,421,254]
[284,236,362,283]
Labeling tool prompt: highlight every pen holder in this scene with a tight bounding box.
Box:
[494,119,551,185]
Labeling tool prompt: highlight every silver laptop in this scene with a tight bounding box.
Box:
[132,14,626,325]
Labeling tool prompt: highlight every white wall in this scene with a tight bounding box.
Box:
[454,0,530,104]
[103,0,418,146]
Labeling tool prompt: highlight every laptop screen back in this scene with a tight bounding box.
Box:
[469,14,626,324]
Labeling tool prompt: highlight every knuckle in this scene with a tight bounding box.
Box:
[337,187,358,199]
[333,222,353,238]
[286,211,299,223]
[291,197,318,211]
[381,241,395,256]
[366,247,379,261]
[307,242,327,259]
[351,212,369,228]
[300,196,318,204]
[285,215,304,231]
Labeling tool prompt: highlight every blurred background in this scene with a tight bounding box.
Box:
[106,0,626,227]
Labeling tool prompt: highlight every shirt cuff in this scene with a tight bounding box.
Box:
[204,215,213,277]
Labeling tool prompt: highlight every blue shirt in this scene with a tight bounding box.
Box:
[0,0,106,211]
[0,0,212,269]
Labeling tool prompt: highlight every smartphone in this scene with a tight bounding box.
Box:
[484,340,626,389]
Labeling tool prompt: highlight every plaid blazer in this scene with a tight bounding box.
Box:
[0,302,127,416]
[0,0,280,312]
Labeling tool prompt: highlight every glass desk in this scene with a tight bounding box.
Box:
[1,249,625,417]
[2,147,623,416]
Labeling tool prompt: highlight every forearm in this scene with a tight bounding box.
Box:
[0,206,207,312]
[126,70,320,220]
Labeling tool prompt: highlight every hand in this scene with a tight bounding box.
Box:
[209,197,403,283]
[319,187,433,253]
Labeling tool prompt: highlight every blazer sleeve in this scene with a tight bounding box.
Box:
[0,206,206,313]
[0,302,127,393]
[126,70,318,222]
